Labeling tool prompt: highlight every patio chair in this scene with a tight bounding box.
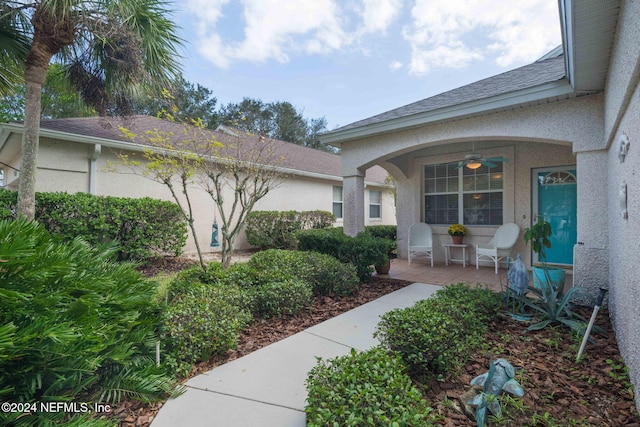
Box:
[475,223,520,274]
[408,223,433,267]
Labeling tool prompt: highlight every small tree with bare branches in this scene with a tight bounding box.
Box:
[198,131,285,268]
[117,111,219,270]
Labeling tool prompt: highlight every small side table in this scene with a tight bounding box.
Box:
[443,243,469,267]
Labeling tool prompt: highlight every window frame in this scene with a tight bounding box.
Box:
[423,158,506,227]
[369,189,382,219]
[332,185,343,219]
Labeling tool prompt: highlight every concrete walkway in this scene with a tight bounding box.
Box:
[151,282,441,427]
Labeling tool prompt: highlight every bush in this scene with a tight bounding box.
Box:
[0,190,187,261]
[248,249,359,296]
[249,278,313,318]
[0,219,178,426]
[375,284,501,377]
[245,210,335,250]
[296,229,390,282]
[162,285,252,377]
[305,347,433,426]
[364,225,397,241]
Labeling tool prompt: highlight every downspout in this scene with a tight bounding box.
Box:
[89,144,101,194]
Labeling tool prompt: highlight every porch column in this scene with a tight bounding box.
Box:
[343,170,365,237]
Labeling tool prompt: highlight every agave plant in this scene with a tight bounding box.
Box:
[511,267,607,338]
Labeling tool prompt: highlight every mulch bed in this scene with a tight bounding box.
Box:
[113,259,639,427]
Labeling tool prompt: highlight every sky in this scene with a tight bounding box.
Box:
[173,0,562,130]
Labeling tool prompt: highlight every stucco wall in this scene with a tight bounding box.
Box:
[605,0,640,406]
[24,142,394,255]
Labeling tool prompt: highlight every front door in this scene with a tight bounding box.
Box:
[532,167,577,266]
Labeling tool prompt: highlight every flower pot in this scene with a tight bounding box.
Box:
[532,265,566,290]
[451,235,464,244]
[375,259,391,275]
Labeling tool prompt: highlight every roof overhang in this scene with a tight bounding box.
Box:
[320,79,575,146]
[0,122,391,187]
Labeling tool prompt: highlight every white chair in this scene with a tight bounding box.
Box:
[408,223,433,267]
[475,223,520,274]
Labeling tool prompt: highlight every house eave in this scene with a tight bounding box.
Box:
[320,80,576,146]
[0,122,391,187]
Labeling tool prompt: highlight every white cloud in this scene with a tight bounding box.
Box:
[403,0,561,75]
[389,60,403,71]
[359,0,403,34]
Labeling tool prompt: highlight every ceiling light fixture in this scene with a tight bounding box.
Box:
[466,161,482,170]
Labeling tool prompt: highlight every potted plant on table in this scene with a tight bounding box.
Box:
[523,215,566,289]
[448,224,467,244]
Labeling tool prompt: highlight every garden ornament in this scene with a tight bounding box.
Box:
[506,254,530,320]
[468,358,524,427]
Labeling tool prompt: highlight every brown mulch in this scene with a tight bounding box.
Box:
[114,258,639,427]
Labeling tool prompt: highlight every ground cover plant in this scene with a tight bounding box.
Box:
[0,219,181,427]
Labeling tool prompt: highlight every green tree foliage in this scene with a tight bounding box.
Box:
[219,97,334,152]
[2,0,182,219]
[133,74,219,128]
[0,219,180,426]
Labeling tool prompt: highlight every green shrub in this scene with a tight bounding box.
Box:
[249,278,313,318]
[162,286,252,377]
[305,347,433,427]
[364,225,397,241]
[0,190,187,261]
[296,229,389,282]
[0,219,179,426]
[375,284,501,377]
[245,210,335,250]
[248,249,359,296]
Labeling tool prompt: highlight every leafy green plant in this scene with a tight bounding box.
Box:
[245,210,335,250]
[296,228,390,281]
[0,190,187,261]
[0,219,180,426]
[248,278,312,318]
[524,215,552,261]
[162,285,252,377]
[510,277,606,338]
[248,249,359,296]
[375,284,501,377]
[305,347,433,426]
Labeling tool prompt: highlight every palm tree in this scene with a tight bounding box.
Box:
[1,0,183,219]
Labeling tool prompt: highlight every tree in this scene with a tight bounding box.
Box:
[218,97,334,152]
[118,113,211,271]
[198,132,285,268]
[133,74,219,128]
[2,0,182,219]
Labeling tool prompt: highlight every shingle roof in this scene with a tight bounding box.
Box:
[330,54,566,133]
[37,115,388,184]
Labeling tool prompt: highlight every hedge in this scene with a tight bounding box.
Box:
[245,210,335,250]
[0,189,187,261]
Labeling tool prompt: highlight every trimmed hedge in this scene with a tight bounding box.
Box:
[245,210,335,250]
[305,348,433,426]
[375,284,502,377]
[248,249,359,296]
[0,190,187,261]
[296,228,390,282]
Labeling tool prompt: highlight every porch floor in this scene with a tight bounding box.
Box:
[382,257,572,292]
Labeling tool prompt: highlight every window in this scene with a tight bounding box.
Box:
[332,186,343,219]
[424,162,503,225]
[369,190,381,219]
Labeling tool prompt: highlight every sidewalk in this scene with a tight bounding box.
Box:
[150,282,441,427]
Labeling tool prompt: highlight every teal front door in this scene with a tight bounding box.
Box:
[532,167,577,266]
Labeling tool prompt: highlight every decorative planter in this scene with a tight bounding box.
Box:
[451,235,464,244]
[532,266,567,290]
[375,259,391,275]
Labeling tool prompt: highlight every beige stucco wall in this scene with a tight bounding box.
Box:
[603,0,640,407]
[10,140,395,255]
